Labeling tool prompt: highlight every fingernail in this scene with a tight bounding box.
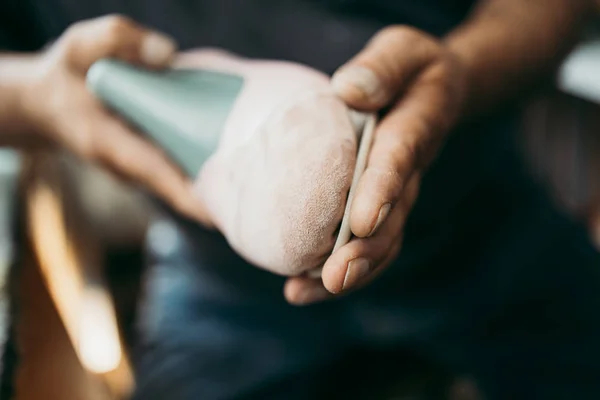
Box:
[296,287,331,305]
[342,258,371,291]
[369,203,391,237]
[141,33,177,66]
[331,66,383,103]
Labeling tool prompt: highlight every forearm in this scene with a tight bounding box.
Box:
[0,53,40,146]
[445,0,592,117]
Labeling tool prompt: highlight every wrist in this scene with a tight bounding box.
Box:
[443,32,478,122]
[0,53,45,140]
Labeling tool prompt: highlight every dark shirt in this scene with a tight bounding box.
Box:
[2,1,477,54]
[0,0,525,265]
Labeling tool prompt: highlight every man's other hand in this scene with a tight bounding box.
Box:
[18,15,212,226]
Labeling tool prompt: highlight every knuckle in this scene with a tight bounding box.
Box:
[422,60,454,87]
[110,139,154,181]
[108,141,132,168]
[137,152,167,183]
[101,15,133,47]
[59,15,136,61]
[369,164,404,196]
[378,25,440,54]
[172,196,194,218]
[432,63,453,84]
[102,14,133,33]
[386,25,417,39]
[395,136,424,169]
[344,247,367,263]
[64,20,86,38]
[72,125,97,159]
[384,167,405,195]
[378,25,420,46]
[60,23,85,53]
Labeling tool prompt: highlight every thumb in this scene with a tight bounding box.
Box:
[331,26,438,110]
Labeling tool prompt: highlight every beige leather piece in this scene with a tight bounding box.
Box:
[177,50,365,276]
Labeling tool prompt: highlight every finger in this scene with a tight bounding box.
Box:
[63,102,212,226]
[350,68,447,238]
[349,240,402,291]
[61,14,177,72]
[97,114,212,226]
[322,192,414,294]
[331,25,439,110]
[284,278,332,306]
[284,237,402,306]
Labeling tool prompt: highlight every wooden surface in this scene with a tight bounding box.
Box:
[15,247,112,400]
[11,152,134,400]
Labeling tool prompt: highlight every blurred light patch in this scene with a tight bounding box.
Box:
[28,172,124,376]
[558,39,600,105]
[79,286,123,374]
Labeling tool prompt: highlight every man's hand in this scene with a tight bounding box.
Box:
[11,15,212,225]
[284,26,468,305]
[284,0,592,305]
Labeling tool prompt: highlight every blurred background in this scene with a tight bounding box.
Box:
[1,3,600,400]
